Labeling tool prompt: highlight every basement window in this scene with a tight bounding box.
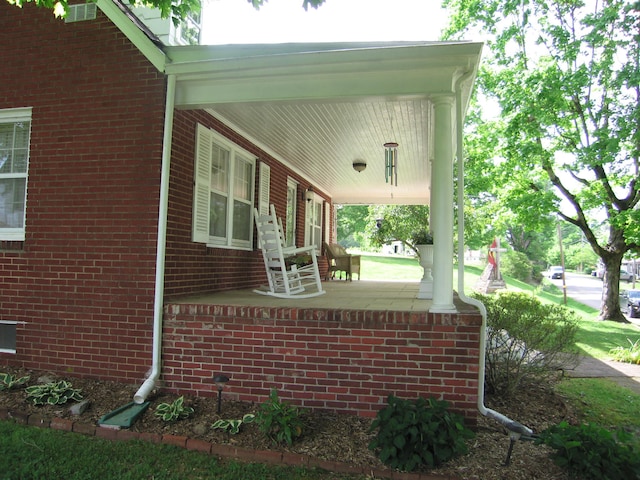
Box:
[0,321,17,353]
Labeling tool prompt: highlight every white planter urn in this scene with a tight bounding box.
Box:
[416,244,434,299]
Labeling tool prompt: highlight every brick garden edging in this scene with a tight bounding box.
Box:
[0,408,460,480]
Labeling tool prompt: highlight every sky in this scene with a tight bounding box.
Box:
[201,0,450,44]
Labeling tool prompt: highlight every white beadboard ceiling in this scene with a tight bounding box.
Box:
[167,41,483,205]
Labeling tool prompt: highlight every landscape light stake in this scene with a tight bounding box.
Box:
[213,374,229,414]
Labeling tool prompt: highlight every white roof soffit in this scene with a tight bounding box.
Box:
[167,41,483,205]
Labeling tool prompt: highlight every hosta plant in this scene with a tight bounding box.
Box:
[255,389,304,446]
[0,373,30,391]
[25,380,83,406]
[369,395,474,472]
[154,396,194,422]
[212,414,256,434]
[537,421,640,480]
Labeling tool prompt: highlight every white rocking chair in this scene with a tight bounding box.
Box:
[253,205,325,299]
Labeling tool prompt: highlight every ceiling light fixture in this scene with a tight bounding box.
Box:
[352,159,367,173]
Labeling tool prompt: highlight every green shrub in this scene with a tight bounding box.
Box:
[154,396,194,422]
[501,250,533,282]
[473,291,579,396]
[255,389,304,446]
[0,373,30,391]
[609,338,640,365]
[25,380,83,406]
[537,421,640,480]
[212,414,256,434]
[368,395,474,472]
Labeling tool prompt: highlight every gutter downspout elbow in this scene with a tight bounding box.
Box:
[134,74,177,404]
[453,71,533,435]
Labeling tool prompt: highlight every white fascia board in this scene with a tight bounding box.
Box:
[166,42,481,78]
[97,0,166,72]
[170,43,482,107]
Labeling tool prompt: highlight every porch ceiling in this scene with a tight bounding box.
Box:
[165,41,483,205]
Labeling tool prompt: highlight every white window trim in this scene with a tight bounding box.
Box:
[0,107,32,242]
[192,123,256,250]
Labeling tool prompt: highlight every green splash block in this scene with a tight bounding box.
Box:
[98,401,150,429]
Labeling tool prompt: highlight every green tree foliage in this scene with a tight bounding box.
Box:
[501,250,534,282]
[366,205,430,255]
[336,205,370,248]
[445,0,640,321]
[7,0,326,24]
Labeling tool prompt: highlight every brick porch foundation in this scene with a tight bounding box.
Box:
[161,300,482,423]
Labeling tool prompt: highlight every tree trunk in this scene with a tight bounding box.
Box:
[600,253,629,323]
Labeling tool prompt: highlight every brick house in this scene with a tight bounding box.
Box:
[0,1,485,420]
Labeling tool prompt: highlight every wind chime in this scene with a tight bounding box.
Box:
[384,142,399,186]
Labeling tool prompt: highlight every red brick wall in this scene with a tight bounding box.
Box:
[161,302,482,422]
[0,4,166,380]
[164,110,330,297]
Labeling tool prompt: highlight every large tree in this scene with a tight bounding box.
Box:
[7,0,326,22]
[445,0,640,321]
[366,205,431,256]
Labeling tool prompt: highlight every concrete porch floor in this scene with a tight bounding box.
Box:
[168,280,433,312]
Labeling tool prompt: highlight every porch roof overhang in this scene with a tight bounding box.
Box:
[163,41,483,205]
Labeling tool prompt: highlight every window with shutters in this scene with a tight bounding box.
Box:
[0,107,31,242]
[192,124,256,250]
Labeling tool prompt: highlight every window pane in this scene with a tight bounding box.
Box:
[211,144,229,193]
[0,122,29,174]
[232,200,251,241]
[0,178,25,228]
[285,184,296,247]
[0,151,11,174]
[314,202,322,227]
[0,322,17,352]
[234,157,252,201]
[209,192,227,237]
[0,124,13,150]
[13,122,30,149]
[313,225,322,250]
[12,151,28,173]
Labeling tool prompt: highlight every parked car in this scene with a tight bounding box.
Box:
[593,266,634,282]
[627,290,640,318]
[621,269,635,283]
[547,266,564,279]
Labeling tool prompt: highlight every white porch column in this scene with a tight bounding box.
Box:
[430,96,456,313]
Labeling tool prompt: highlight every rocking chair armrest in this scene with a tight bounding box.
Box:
[283,245,317,256]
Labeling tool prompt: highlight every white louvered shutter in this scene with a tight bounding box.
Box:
[192,124,212,243]
[324,202,331,244]
[258,162,271,216]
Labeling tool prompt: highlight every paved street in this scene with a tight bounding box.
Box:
[548,271,640,324]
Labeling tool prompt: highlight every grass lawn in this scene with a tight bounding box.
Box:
[0,421,361,480]
[555,378,640,428]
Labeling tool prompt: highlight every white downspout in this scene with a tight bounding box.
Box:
[453,72,533,434]
[134,74,177,404]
